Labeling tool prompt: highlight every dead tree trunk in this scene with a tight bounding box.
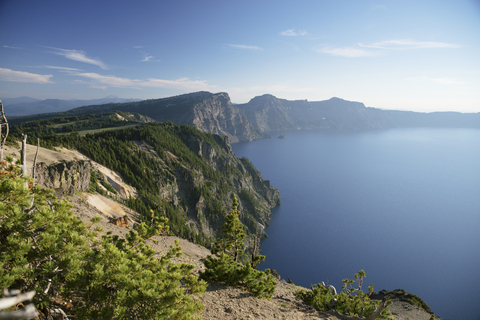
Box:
[32,138,40,185]
[21,134,28,176]
[0,100,8,162]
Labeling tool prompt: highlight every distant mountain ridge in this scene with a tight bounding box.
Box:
[7,91,480,142]
[65,91,264,143]
[3,96,140,117]
[237,94,480,132]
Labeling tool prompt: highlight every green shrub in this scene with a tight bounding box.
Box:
[0,159,206,319]
[294,271,392,320]
[200,195,276,298]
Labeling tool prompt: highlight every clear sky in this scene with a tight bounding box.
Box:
[1,0,479,112]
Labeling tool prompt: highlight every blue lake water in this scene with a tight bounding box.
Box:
[232,128,480,320]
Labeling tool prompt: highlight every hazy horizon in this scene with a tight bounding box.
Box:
[1,0,479,113]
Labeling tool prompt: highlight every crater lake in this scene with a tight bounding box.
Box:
[232,128,480,320]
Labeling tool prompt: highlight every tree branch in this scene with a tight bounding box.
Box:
[0,304,38,320]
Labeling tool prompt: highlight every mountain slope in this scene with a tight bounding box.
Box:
[8,92,479,144]
[237,94,480,131]
[10,115,280,245]
[71,91,263,142]
[4,96,139,117]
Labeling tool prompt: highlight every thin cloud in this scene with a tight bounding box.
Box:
[46,46,107,69]
[136,47,159,62]
[228,44,262,51]
[407,76,465,85]
[316,46,378,57]
[359,39,460,50]
[280,29,307,36]
[0,67,53,83]
[139,53,159,62]
[3,45,21,49]
[90,84,108,90]
[141,55,154,62]
[43,65,83,72]
[70,72,215,91]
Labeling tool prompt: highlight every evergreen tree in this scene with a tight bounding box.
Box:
[201,195,276,299]
[212,195,245,262]
[0,157,206,319]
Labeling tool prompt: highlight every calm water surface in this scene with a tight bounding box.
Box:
[232,128,480,320]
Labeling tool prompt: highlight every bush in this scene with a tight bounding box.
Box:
[200,195,276,299]
[0,158,206,319]
[294,271,392,320]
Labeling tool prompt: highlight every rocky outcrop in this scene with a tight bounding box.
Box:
[63,92,264,143]
[35,160,91,195]
[109,216,129,228]
[190,92,263,143]
[177,130,281,237]
[237,94,395,131]
[238,94,480,132]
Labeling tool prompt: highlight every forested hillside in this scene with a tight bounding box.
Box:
[10,113,280,247]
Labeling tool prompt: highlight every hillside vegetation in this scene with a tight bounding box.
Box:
[9,113,280,247]
[0,158,207,319]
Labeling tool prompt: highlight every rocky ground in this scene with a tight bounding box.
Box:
[5,142,443,319]
[67,193,442,320]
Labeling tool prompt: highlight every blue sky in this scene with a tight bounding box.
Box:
[1,0,479,112]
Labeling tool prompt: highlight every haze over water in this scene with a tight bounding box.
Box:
[232,128,480,320]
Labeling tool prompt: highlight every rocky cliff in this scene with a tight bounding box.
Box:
[69,91,264,143]
[237,94,480,132]
[237,94,395,131]
[35,160,91,195]
[137,124,281,239]
[190,92,263,143]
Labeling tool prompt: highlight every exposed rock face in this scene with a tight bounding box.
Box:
[109,216,129,228]
[67,92,264,143]
[237,94,394,131]
[190,92,263,143]
[35,160,91,195]
[238,94,480,132]
[189,136,279,237]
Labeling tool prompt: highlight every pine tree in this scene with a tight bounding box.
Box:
[212,195,245,262]
[0,157,206,319]
[201,195,276,299]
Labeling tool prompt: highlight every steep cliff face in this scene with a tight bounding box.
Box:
[237,94,300,132]
[71,91,264,143]
[191,92,263,143]
[237,95,395,131]
[172,128,281,238]
[35,160,91,195]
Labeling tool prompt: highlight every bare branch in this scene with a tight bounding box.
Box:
[0,100,8,162]
[0,303,38,320]
[51,308,69,320]
[0,291,35,310]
